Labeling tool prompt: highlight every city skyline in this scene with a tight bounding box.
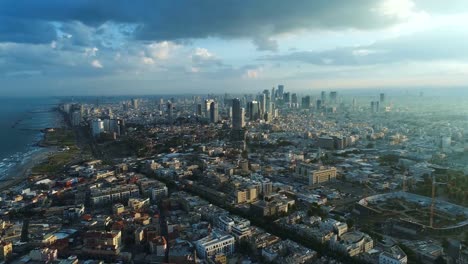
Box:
[1,0,468,96]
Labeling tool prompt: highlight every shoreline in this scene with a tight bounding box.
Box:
[0,106,64,191]
[0,146,58,191]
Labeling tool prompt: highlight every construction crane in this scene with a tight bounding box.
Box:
[429,175,447,228]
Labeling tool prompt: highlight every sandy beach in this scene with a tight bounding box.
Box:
[0,147,58,191]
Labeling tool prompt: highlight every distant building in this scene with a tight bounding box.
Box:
[210,101,219,123]
[330,91,337,103]
[277,85,284,98]
[167,102,173,123]
[204,99,214,118]
[316,99,323,110]
[131,98,139,109]
[231,98,244,130]
[247,101,260,120]
[283,92,291,104]
[291,93,298,105]
[196,103,202,117]
[258,93,266,115]
[302,96,311,109]
[71,111,81,126]
[91,119,104,137]
[380,93,386,103]
[371,101,380,113]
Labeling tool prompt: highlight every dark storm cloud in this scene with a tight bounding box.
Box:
[252,36,279,52]
[0,17,56,44]
[0,0,399,48]
[261,28,468,65]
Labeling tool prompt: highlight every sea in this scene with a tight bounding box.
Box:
[0,97,61,178]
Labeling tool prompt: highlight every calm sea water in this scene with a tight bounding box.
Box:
[0,97,61,177]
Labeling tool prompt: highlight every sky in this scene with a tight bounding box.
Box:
[0,0,468,96]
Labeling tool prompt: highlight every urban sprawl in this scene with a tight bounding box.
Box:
[0,86,467,264]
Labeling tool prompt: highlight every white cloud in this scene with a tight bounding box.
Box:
[50,41,57,49]
[193,48,214,59]
[84,47,99,57]
[91,59,103,68]
[141,57,155,65]
[376,0,417,19]
[147,41,179,60]
[191,47,223,68]
[352,49,384,56]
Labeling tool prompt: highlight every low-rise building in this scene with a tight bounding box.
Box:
[295,163,337,185]
[330,231,374,257]
[90,184,140,206]
[0,241,12,261]
[29,248,58,262]
[379,245,408,264]
[195,229,235,259]
[82,230,122,259]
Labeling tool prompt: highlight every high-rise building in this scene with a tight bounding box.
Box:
[247,101,260,120]
[196,103,203,117]
[71,111,81,126]
[283,92,291,103]
[91,119,104,137]
[321,91,326,102]
[109,119,121,136]
[232,98,244,130]
[204,99,214,117]
[258,93,266,115]
[302,96,311,109]
[131,98,139,109]
[380,93,385,103]
[277,85,284,98]
[167,102,173,123]
[291,93,298,104]
[371,101,380,113]
[316,99,322,110]
[210,101,219,123]
[330,91,337,103]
